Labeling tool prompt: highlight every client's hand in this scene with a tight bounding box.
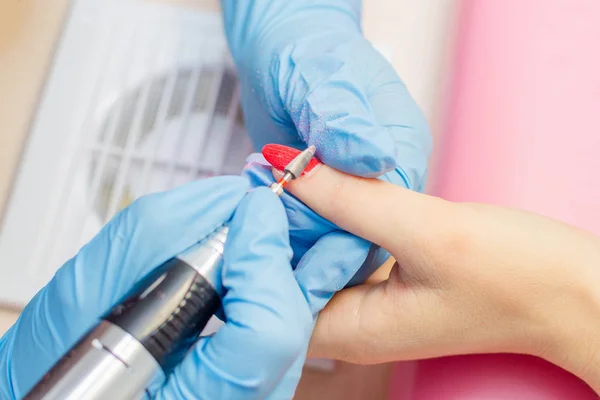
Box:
[276,165,600,394]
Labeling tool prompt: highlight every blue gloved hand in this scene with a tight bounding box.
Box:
[0,176,312,399]
[222,1,432,397]
[222,0,431,188]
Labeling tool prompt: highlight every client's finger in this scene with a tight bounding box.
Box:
[276,165,450,256]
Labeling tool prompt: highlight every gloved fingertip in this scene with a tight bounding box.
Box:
[232,186,288,233]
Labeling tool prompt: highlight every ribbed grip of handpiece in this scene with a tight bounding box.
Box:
[105,226,227,372]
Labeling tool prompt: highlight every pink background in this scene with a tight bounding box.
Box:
[392,0,600,398]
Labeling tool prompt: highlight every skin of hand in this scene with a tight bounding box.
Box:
[275,165,600,395]
[221,0,432,395]
[0,177,312,399]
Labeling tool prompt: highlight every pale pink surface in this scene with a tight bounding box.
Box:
[391,0,600,398]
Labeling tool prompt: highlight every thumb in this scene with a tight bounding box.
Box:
[278,164,451,260]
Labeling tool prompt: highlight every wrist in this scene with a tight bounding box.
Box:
[572,276,600,393]
[539,249,600,394]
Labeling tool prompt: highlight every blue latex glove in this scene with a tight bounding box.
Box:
[223,1,432,397]
[0,176,312,399]
[222,0,431,188]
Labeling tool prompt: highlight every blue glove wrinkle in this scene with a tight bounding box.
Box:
[294,231,371,314]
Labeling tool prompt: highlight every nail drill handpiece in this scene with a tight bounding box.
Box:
[24,146,317,400]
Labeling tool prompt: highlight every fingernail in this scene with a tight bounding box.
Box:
[262,144,321,177]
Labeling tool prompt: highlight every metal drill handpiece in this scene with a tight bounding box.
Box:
[269,145,316,195]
